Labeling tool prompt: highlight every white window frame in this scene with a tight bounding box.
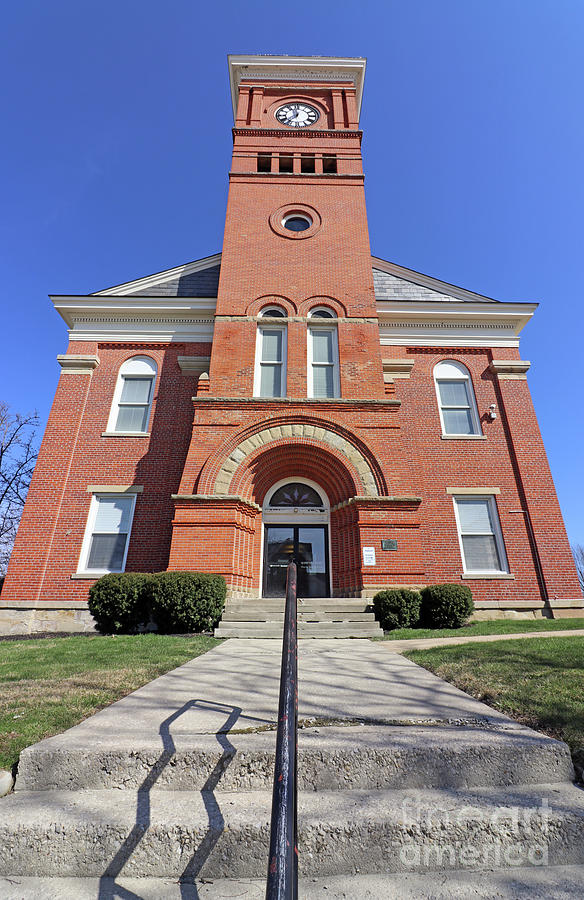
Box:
[106,356,157,434]
[434,360,482,437]
[254,324,287,397]
[307,323,340,398]
[452,494,509,575]
[77,491,138,575]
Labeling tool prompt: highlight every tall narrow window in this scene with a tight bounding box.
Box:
[453,496,508,574]
[255,317,286,397]
[107,357,157,434]
[434,360,481,436]
[308,316,339,398]
[80,493,137,574]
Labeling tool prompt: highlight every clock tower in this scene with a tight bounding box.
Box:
[168,55,414,598]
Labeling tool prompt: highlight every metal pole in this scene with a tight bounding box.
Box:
[266,561,298,900]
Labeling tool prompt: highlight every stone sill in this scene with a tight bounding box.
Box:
[461,573,515,580]
[441,434,487,441]
[71,573,103,580]
[230,172,363,181]
[191,397,400,406]
[101,431,150,438]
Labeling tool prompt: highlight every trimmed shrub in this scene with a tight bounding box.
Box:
[88,573,151,634]
[372,589,422,631]
[419,583,474,629]
[149,572,226,634]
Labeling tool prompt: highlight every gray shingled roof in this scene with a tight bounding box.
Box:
[373,268,459,303]
[97,259,487,303]
[130,264,221,297]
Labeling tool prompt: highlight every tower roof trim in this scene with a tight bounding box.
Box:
[227,54,367,120]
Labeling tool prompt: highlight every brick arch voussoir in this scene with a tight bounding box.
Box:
[232,441,359,507]
[199,416,387,498]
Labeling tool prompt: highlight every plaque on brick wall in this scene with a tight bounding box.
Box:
[362,546,376,566]
[381,539,398,551]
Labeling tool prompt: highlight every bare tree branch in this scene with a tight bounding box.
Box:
[572,543,584,593]
[0,402,39,575]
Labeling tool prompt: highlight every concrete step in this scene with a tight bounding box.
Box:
[221,611,377,621]
[1,783,583,878]
[225,601,373,613]
[15,725,575,793]
[5,867,584,899]
[215,622,384,638]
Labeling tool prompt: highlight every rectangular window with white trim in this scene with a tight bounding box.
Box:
[453,495,508,574]
[308,327,339,398]
[79,493,137,574]
[255,326,286,397]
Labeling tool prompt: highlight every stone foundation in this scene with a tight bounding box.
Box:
[1,597,582,635]
[0,601,97,635]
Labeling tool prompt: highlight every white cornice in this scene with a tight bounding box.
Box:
[93,253,221,296]
[51,295,216,343]
[228,55,367,120]
[378,300,536,348]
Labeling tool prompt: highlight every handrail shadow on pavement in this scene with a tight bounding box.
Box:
[97,699,243,900]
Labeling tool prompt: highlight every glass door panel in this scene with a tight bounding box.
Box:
[297,527,328,597]
[263,525,329,598]
[264,526,295,597]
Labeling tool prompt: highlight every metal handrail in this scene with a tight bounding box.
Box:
[266,561,298,900]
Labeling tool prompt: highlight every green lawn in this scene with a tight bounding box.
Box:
[406,636,584,751]
[0,633,220,771]
[375,617,584,641]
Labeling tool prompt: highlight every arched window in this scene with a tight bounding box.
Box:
[269,482,324,508]
[106,356,157,434]
[434,360,481,436]
[260,306,286,318]
[308,307,336,319]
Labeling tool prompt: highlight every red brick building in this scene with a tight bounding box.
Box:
[1,55,582,633]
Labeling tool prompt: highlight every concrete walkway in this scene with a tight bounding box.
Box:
[2,638,584,897]
[16,639,518,757]
[379,627,584,653]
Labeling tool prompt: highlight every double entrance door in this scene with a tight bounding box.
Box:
[263,525,329,598]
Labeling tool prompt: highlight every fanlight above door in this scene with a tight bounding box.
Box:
[269,483,324,508]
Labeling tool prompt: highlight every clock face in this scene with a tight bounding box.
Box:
[275,103,320,128]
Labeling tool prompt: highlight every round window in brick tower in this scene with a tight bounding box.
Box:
[282,213,312,232]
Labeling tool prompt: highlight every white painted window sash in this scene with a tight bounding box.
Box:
[452,495,509,574]
[307,326,340,399]
[77,492,137,575]
[254,325,287,397]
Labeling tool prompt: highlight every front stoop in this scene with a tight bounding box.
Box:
[215,597,384,638]
[2,724,584,893]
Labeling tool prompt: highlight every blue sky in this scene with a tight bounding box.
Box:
[2,1,583,544]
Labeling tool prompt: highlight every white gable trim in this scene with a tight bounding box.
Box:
[93,253,222,297]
